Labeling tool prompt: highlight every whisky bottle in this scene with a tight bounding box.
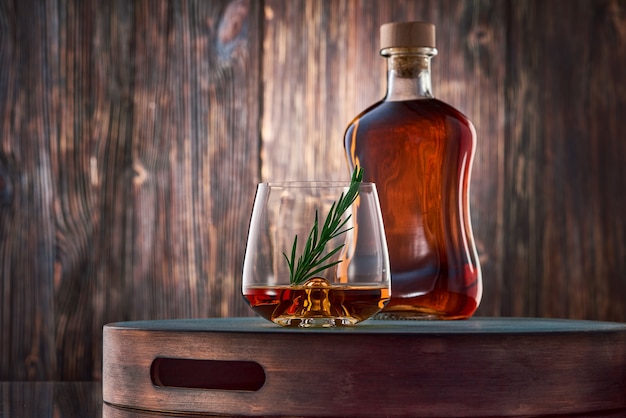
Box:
[343,21,482,319]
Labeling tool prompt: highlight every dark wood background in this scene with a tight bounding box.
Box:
[0,0,624,381]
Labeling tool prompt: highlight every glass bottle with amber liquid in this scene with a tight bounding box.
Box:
[343,21,482,319]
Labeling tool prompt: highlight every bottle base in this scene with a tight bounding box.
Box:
[373,309,471,321]
[374,290,479,320]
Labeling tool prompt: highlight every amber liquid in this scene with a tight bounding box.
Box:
[344,98,482,319]
[243,278,390,327]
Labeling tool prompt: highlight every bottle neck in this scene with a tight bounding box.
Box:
[382,47,437,101]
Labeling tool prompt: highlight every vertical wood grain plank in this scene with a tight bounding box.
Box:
[587,0,626,321]
[0,0,57,380]
[48,0,121,381]
[506,0,626,320]
[205,0,261,319]
[88,0,137,380]
[506,1,552,317]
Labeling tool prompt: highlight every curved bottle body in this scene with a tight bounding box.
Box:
[344,98,482,319]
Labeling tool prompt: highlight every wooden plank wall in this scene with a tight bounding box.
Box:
[0,0,624,381]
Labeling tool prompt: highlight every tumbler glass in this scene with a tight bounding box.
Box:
[242,180,390,327]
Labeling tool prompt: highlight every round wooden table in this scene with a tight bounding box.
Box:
[103,317,626,417]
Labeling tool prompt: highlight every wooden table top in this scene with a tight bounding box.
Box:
[103,317,626,417]
[106,315,626,334]
[4,318,625,417]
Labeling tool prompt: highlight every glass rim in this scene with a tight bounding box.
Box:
[259,180,376,188]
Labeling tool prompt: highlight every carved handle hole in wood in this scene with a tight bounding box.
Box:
[150,357,265,391]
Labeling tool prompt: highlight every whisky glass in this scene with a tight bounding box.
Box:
[242,181,390,327]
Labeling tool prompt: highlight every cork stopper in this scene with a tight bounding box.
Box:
[380,21,436,50]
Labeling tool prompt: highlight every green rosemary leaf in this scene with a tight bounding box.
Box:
[312,243,345,267]
[283,236,297,282]
[322,202,336,233]
[283,167,364,285]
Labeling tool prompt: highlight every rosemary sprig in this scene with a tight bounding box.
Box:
[283,167,364,285]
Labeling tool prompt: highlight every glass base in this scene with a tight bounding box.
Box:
[273,316,360,328]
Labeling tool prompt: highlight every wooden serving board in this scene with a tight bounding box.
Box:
[103,317,626,417]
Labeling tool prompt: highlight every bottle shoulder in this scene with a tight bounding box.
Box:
[345,98,474,133]
[368,98,469,119]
